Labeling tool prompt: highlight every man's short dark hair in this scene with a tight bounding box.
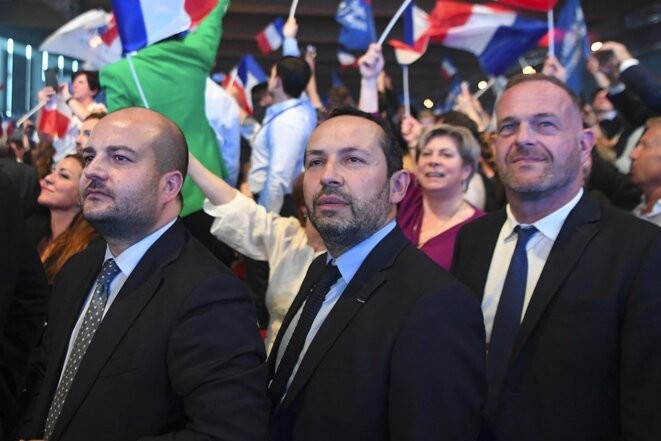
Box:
[325,107,403,177]
[85,111,107,122]
[275,56,311,99]
[72,70,100,97]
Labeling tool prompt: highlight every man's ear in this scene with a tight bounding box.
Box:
[389,170,410,204]
[161,171,184,204]
[579,128,595,164]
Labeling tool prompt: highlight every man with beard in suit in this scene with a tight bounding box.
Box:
[452,74,661,441]
[18,107,269,441]
[268,107,486,441]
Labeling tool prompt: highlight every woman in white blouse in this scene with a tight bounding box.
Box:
[188,154,326,353]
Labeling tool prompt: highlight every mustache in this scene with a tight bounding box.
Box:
[82,179,112,198]
[312,187,351,205]
[507,145,550,162]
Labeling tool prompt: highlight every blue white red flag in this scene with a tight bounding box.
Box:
[337,49,360,69]
[336,0,376,51]
[388,3,430,65]
[223,54,267,114]
[427,0,547,76]
[255,17,284,55]
[556,0,589,94]
[110,0,218,54]
[39,9,122,69]
[440,56,458,81]
[495,0,558,12]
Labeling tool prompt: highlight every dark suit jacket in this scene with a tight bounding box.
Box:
[452,193,661,441]
[269,226,486,441]
[0,172,48,441]
[19,220,269,441]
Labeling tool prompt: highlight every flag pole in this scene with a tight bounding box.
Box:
[377,0,412,46]
[16,101,46,127]
[402,64,411,117]
[289,0,299,20]
[126,53,150,109]
[547,8,555,58]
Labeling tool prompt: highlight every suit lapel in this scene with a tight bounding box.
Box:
[280,227,409,409]
[267,256,327,378]
[511,194,601,360]
[51,220,186,439]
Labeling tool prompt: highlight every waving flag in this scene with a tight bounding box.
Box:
[557,0,589,94]
[224,54,267,114]
[336,0,376,51]
[255,17,284,54]
[427,0,547,76]
[440,56,458,81]
[111,0,218,54]
[337,50,360,69]
[39,9,122,69]
[495,0,558,11]
[388,3,430,65]
[38,97,72,139]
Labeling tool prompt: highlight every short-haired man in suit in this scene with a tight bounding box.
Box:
[18,107,269,441]
[268,107,486,441]
[452,74,661,441]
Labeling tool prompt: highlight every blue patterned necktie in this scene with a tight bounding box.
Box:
[487,226,537,400]
[268,262,341,404]
[44,258,121,440]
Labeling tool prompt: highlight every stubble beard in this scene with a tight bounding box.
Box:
[499,147,581,202]
[308,184,392,256]
[82,187,159,246]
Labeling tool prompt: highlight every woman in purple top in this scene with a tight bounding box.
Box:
[398,124,485,270]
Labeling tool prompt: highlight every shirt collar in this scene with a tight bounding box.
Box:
[504,188,583,242]
[266,97,303,115]
[104,218,177,279]
[329,220,396,286]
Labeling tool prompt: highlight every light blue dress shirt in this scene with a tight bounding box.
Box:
[274,220,397,397]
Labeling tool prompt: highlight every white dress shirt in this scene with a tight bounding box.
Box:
[482,189,583,343]
[60,219,177,379]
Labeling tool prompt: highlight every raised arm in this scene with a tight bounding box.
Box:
[187,153,238,206]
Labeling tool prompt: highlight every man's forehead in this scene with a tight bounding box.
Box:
[497,81,576,117]
[308,116,381,151]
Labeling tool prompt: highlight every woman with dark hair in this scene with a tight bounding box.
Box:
[36,154,97,284]
[37,70,106,163]
[398,124,485,270]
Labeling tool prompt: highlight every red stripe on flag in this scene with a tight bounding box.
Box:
[184,0,218,26]
[38,107,70,139]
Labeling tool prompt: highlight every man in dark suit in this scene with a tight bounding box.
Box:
[268,107,486,441]
[452,74,661,441]
[0,172,49,441]
[18,107,269,441]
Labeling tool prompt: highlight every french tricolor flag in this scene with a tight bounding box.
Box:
[495,0,558,12]
[38,97,72,139]
[255,17,284,55]
[110,0,218,54]
[427,0,547,76]
[388,3,430,65]
[223,54,267,114]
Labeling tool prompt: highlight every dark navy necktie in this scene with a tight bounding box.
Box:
[487,226,537,401]
[269,263,341,404]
